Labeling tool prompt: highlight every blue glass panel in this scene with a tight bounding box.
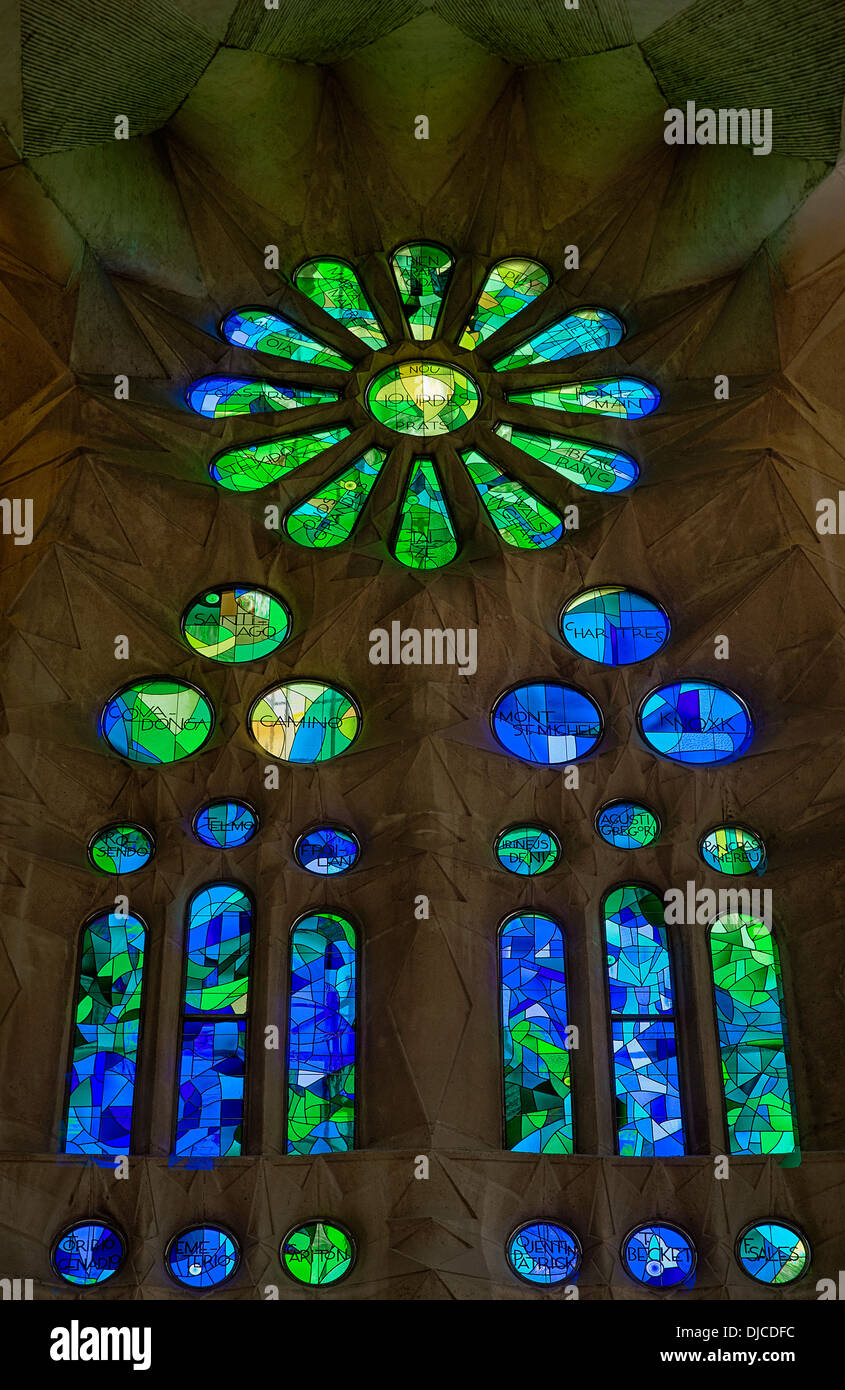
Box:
[735,1221,810,1285]
[287,912,356,1155]
[494,825,560,877]
[506,376,660,420]
[183,884,251,1017]
[622,1224,696,1288]
[491,682,603,764]
[506,1221,581,1286]
[700,824,766,875]
[500,913,572,1153]
[220,307,352,370]
[186,375,338,418]
[167,1226,240,1289]
[559,587,670,665]
[606,888,674,1014]
[193,800,258,849]
[88,823,154,875]
[595,801,661,850]
[52,1221,125,1286]
[492,306,624,370]
[173,1020,245,1158]
[295,825,360,876]
[638,681,754,765]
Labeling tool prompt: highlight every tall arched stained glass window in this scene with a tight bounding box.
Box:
[173,883,252,1159]
[62,911,146,1156]
[500,912,573,1153]
[286,912,357,1155]
[710,914,797,1155]
[603,884,685,1156]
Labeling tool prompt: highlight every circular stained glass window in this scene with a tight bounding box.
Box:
[52,1220,125,1286]
[366,361,480,437]
[181,585,290,663]
[559,587,670,666]
[735,1220,810,1286]
[295,824,360,875]
[248,681,360,762]
[494,825,561,876]
[192,799,259,849]
[280,1220,356,1287]
[595,800,661,850]
[506,1221,582,1287]
[166,1225,240,1290]
[99,678,215,764]
[700,824,766,875]
[621,1223,696,1289]
[491,682,603,765]
[637,681,754,766]
[88,822,155,874]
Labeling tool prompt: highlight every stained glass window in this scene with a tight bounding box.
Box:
[166,1226,240,1290]
[293,258,386,350]
[710,914,797,1155]
[460,447,563,549]
[621,1223,696,1289]
[248,680,360,762]
[506,376,660,420]
[500,912,572,1153]
[390,241,454,340]
[62,911,146,1156]
[735,1220,809,1285]
[51,1221,125,1286]
[366,361,480,437]
[99,679,214,764]
[494,423,638,493]
[494,825,560,877]
[181,585,290,663]
[284,446,387,548]
[506,1221,581,1286]
[192,800,258,849]
[595,801,661,850]
[295,825,360,876]
[287,911,356,1155]
[603,884,685,1156]
[173,883,252,1158]
[559,587,670,665]
[186,375,338,418]
[280,1220,356,1286]
[209,426,351,493]
[459,258,550,350]
[492,306,624,371]
[491,682,603,764]
[87,823,155,875]
[393,456,458,569]
[700,824,766,875]
[638,681,754,766]
[220,307,352,370]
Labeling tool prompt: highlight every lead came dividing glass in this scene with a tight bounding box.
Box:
[220,307,352,369]
[390,241,454,340]
[287,912,356,1155]
[604,885,685,1156]
[595,801,661,850]
[366,362,480,437]
[500,912,573,1153]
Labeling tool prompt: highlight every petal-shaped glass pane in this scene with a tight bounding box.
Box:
[390,241,454,340]
[209,426,351,492]
[459,258,550,350]
[393,456,458,569]
[187,375,339,418]
[494,423,638,493]
[285,446,387,549]
[287,912,356,1155]
[293,258,386,350]
[493,307,624,370]
[220,307,352,369]
[500,912,572,1153]
[506,376,660,419]
[461,447,563,549]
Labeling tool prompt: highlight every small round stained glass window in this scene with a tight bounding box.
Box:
[366,361,480,437]
[637,681,754,766]
[52,1220,125,1286]
[494,825,560,876]
[99,679,215,764]
[595,800,660,850]
[166,1225,240,1290]
[88,823,155,874]
[700,824,766,875]
[181,585,290,663]
[621,1223,696,1289]
[491,682,603,764]
[248,681,360,763]
[192,800,259,849]
[295,825,360,875]
[735,1220,810,1286]
[506,1221,581,1286]
[559,587,670,666]
[280,1220,356,1287]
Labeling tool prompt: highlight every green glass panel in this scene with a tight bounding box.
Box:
[248,681,360,762]
[181,586,290,663]
[505,376,660,420]
[209,426,351,493]
[221,307,352,369]
[366,361,480,437]
[393,456,458,570]
[459,258,550,350]
[184,883,251,1017]
[495,826,560,877]
[281,1222,355,1286]
[494,422,638,493]
[460,446,563,549]
[293,258,386,350]
[285,446,387,549]
[99,680,214,764]
[88,824,154,875]
[390,241,454,341]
